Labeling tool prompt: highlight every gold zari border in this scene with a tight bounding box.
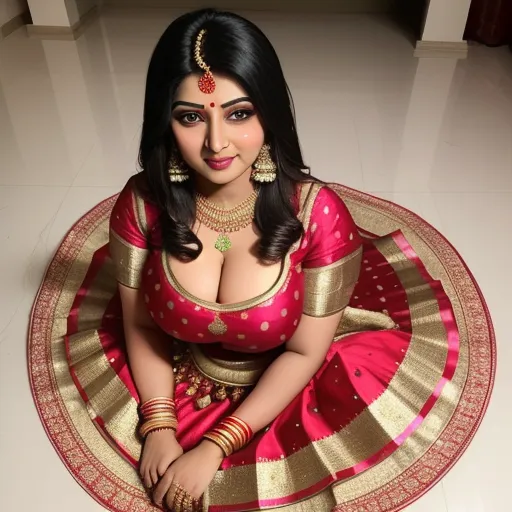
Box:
[303,246,363,317]
[109,230,148,289]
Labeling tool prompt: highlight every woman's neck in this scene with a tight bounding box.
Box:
[194,172,256,209]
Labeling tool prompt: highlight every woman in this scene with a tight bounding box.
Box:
[28,7,495,512]
[112,8,366,509]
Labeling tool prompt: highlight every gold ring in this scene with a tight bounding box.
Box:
[192,496,202,512]
[174,485,186,512]
[167,482,180,510]
[182,493,194,512]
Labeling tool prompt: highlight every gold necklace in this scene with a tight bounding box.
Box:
[195,190,258,252]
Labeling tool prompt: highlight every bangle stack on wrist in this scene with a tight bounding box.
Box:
[139,397,177,438]
[203,416,253,457]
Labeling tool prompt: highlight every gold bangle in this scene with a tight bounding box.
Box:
[142,412,177,421]
[205,431,232,456]
[204,431,232,457]
[142,415,177,423]
[140,418,178,429]
[211,426,238,452]
[140,397,175,410]
[222,423,245,449]
[142,407,175,417]
[203,416,254,456]
[141,406,176,416]
[224,416,252,443]
[211,428,236,453]
[140,421,177,433]
[139,419,177,438]
[140,398,176,417]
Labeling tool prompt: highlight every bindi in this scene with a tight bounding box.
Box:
[210,102,215,108]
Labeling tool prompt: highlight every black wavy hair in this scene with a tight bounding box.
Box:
[139,8,319,263]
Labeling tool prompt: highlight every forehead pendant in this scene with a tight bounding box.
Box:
[194,29,216,94]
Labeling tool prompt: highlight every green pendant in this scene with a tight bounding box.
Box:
[214,233,232,252]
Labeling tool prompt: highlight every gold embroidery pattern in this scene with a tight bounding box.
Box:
[303,246,363,317]
[171,341,274,409]
[207,314,228,336]
[27,183,495,512]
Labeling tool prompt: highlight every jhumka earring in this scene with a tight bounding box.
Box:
[168,152,189,183]
[251,144,277,183]
[194,29,216,94]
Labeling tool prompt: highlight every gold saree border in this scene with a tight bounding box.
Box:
[28,195,158,511]
[160,183,322,312]
[303,246,362,317]
[27,183,496,512]
[109,230,148,289]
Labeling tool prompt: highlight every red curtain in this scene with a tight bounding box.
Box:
[464,0,512,46]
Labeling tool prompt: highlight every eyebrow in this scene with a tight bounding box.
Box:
[220,96,252,108]
[171,101,204,110]
[171,96,252,110]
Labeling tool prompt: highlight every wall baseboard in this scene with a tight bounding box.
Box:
[414,40,468,58]
[26,5,99,41]
[0,10,31,40]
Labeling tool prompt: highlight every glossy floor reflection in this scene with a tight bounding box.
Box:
[1,7,510,512]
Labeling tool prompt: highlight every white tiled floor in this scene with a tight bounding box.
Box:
[1,7,511,512]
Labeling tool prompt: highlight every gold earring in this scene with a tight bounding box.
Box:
[168,152,189,183]
[251,144,277,183]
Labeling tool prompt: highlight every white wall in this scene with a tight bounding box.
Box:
[421,0,472,42]
[0,0,28,25]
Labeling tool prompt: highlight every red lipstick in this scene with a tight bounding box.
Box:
[205,157,235,170]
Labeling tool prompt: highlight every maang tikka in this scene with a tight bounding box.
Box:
[194,29,216,94]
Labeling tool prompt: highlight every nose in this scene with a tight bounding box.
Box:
[205,116,229,154]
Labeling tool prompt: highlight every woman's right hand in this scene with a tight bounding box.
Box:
[140,429,184,489]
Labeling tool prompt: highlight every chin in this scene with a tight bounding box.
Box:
[197,165,251,186]
[207,173,244,186]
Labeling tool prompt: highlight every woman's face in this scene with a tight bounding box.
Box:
[170,74,265,186]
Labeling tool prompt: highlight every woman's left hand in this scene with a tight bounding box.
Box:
[153,440,224,510]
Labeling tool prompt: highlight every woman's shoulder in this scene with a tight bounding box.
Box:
[113,172,161,235]
[118,172,160,211]
[296,181,349,222]
[120,171,150,199]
